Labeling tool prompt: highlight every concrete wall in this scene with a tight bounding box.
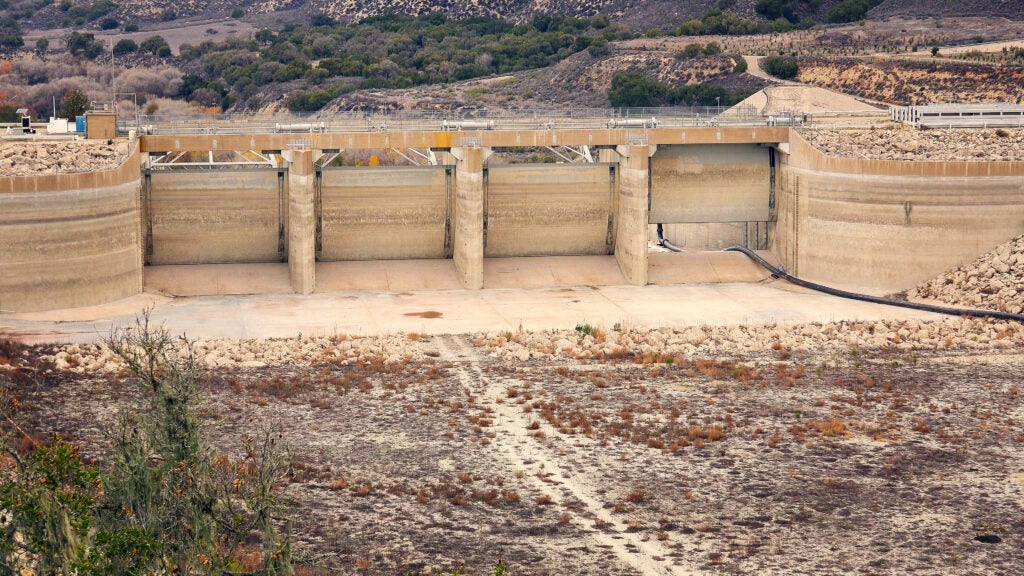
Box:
[650,144,770,223]
[485,164,613,257]
[147,169,283,264]
[0,148,142,312]
[319,166,449,260]
[774,133,1024,290]
[653,222,769,251]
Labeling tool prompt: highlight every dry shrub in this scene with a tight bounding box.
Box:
[812,418,847,437]
[536,494,553,505]
[625,489,645,503]
[686,425,725,442]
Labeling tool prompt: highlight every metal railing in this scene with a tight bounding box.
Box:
[117,106,795,136]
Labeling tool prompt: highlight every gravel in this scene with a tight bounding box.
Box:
[1,140,130,175]
[910,234,1024,314]
[800,128,1024,161]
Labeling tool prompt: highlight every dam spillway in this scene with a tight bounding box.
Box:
[2,124,1024,313]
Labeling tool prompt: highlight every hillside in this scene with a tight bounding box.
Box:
[798,57,1024,105]
[7,0,1024,38]
[870,0,1024,21]
[308,50,765,113]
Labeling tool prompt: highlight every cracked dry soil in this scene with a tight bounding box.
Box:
[14,334,1024,575]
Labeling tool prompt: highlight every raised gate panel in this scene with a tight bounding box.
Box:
[148,170,282,264]
[484,164,613,257]
[320,166,447,260]
[650,144,770,223]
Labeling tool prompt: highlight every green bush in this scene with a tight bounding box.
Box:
[761,55,799,79]
[607,71,666,108]
[0,314,294,575]
[112,38,136,56]
[138,35,168,54]
[733,58,748,73]
[828,0,882,23]
[755,0,800,23]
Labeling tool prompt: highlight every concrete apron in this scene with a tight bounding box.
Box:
[1,272,945,344]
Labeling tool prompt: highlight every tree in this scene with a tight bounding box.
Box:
[66,31,95,56]
[112,38,136,56]
[607,71,667,108]
[59,88,89,120]
[828,0,882,23]
[83,40,105,59]
[0,17,23,49]
[139,34,167,54]
[755,0,800,23]
[35,37,48,51]
[0,104,20,122]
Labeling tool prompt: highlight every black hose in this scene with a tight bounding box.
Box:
[656,223,686,253]
[723,245,1024,323]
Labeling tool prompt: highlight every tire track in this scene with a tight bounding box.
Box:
[434,335,692,576]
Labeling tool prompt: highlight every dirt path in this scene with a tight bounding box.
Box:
[434,335,688,576]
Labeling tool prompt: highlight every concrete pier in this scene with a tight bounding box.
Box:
[286,148,316,294]
[615,145,655,286]
[452,146,488,290]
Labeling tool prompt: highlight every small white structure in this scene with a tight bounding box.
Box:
[47,117,69,134]
[891,103,1024,129]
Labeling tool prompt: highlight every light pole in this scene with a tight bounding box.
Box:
[716,96,721,111]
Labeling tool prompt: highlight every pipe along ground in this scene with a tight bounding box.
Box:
[656,225,1024,323]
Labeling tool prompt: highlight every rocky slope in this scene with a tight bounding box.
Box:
[869,0,1024,20]
[0,140,131,176]
[910,235,1024,314]
[798,57,1024,105]
[800,128,1024,161]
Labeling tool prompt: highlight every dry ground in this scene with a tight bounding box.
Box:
[10,330,1024,575]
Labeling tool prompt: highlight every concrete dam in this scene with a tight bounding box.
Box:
[3,124,1024,313]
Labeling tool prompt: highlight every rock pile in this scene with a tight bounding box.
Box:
[479,315,1022,363]
[37,333,430,374]
[800,128,1024,161]
[910,234,1024,314]
[0,140,131,175]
